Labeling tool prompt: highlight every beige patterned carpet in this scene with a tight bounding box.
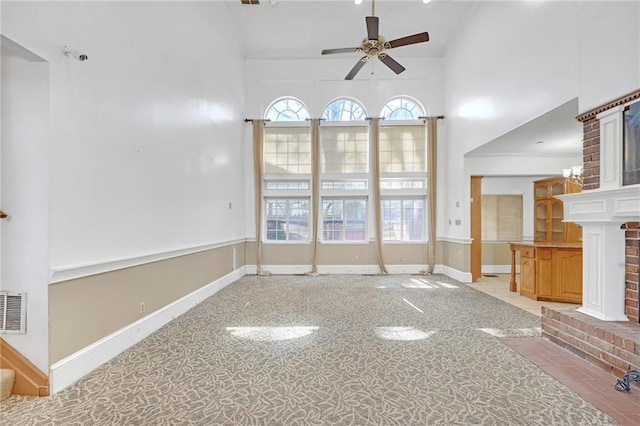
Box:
[1,274,616,425]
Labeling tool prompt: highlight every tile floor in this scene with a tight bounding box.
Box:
[472,274,640,426]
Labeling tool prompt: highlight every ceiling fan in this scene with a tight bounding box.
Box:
[321,0,430,80]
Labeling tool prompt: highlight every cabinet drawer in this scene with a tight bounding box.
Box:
[520,248,535,258]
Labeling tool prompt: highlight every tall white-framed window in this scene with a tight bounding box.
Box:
[379,97,427,242]
[320,98,369,242]
[263,97,312,242]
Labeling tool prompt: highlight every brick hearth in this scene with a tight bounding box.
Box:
[541,307,640,380]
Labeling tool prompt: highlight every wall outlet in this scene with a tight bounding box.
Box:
[139,302,145,314]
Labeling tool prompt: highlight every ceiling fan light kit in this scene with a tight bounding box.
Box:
[322,0,430,80]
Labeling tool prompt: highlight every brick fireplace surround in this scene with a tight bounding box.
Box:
[542,89,640,382]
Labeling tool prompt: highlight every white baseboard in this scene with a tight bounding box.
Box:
[49,267,246,394]
[482,265,517,274]
[382,264,430,274]
[438,265,472,283]
[245,264,467,280]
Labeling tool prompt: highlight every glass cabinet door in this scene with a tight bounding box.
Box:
[534,201,549,241]
[550,200,564,242]
[550,181,564,197]
[534,182,549,199]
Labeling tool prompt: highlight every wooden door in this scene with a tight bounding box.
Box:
[470,176,482,281]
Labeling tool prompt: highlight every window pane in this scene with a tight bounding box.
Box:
[265,180,310,190]
[322,98,367,121]
[265,97,310,121]
[264,127,311,174]
[321,126,369,173]
[265,199,310,241]
[322,199,343,241]
[381,199,424,241]
[380,179,425,189]
[380,97,424,120]
[382,200,401,241]
[322,180,368,190]
[402,199,424,241]
[379,126,426,173]
[322,198,367,241]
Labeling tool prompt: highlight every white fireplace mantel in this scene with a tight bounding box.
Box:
[558,185,639,321]
[559,186,640,225]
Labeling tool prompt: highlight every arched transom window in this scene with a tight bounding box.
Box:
[380,97,425,120]
[265,97,310,121]
[322,98,367,121]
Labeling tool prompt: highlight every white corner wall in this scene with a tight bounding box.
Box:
[1,44,49,373]
[2,1,247,272]
[442,0,640,241]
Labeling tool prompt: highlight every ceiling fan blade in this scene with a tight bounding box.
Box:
[378,54,405,75]
[321,47,360,55]
[387,32,430,49]
[366,16,379,41]
[345,56,369,80]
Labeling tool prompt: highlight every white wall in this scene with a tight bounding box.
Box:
[2,1,247,271]
[1,47,49,372]
[442,0,640,241]
[576,1,640,111]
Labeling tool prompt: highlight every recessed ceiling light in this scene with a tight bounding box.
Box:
[423,0,432,4]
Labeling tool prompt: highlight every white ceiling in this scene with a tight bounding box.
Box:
[223,0,479,58]
[466,99,583,157]
[223,0,583,157]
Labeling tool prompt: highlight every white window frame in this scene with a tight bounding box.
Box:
[381,197,426,242]
[320,196,369,243]
[378,120,428,243]
[319,116,370,243]
[263,120,312,243]
[263,197,311,243]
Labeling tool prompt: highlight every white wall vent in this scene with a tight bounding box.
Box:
[0,291,27,334]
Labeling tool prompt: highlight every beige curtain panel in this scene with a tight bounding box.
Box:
[370,118,388,275]
[252,119,267,275]
[308,119,321,275]
[425,117,438,274]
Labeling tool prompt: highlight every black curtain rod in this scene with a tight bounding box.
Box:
[245,116,444,122]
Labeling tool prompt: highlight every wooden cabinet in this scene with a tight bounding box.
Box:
[519,248,537,299]
[510,242,582,304]
[533,177,581,243]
